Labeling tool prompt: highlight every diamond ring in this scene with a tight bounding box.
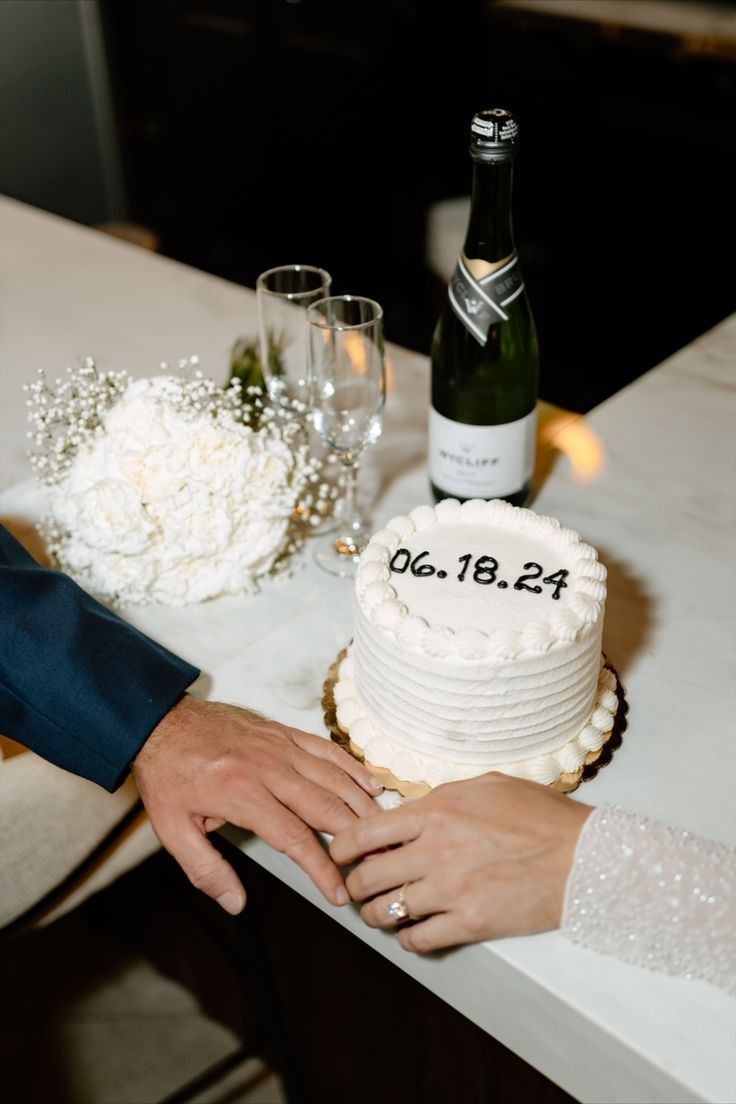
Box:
[387,884,410,922]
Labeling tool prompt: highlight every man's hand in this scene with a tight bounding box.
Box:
[132,696,382,915]
[330,772,591,953]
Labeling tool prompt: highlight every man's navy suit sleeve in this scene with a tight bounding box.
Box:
[0,525,200,792]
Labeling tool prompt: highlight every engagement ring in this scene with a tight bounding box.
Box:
[387,885,410,922]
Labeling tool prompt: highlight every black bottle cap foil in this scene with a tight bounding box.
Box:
[470,108,519,162]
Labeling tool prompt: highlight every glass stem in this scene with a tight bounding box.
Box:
[338,458,360,551]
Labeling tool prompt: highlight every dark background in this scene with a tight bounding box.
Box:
[100,0,736,409]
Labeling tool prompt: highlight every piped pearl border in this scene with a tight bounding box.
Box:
[356,498,606,661]
[335,650,618,788]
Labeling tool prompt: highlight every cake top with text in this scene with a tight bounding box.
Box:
[356,499,606,660]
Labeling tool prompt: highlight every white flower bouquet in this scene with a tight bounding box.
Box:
[25,358,330,606]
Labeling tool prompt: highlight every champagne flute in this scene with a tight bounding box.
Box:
[307,295,386,577]
[256,264,338,533]
[256,264,332,407]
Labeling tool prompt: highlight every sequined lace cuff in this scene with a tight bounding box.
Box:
[561,805,736,995]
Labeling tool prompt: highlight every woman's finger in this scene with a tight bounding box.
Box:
[359,877,441,930]
[346,842,427,902]
[330,805,422,865]
[396,912,465,954]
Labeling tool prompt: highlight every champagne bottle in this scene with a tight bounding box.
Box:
[429,108,538,506]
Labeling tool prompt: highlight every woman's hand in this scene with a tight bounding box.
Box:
[330,772,592,953]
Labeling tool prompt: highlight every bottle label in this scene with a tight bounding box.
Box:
[429,406,537,498]
[448,253,524,346]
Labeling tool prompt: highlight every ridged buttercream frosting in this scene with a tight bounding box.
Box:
[335,498,614,787]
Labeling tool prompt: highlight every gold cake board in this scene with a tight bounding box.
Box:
[322,648,627,798]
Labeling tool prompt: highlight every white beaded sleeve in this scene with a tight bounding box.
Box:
[561,805,736,994]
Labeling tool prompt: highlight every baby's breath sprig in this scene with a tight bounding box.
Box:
[24,356,128,485]
[236,388,338,527]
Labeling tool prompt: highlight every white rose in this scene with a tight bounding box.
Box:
[150,562,209,606]
[64,478,155,555]
[103,378,173,450]
[90,550,157,604]
[233,516,289,573]
[245,449,291,496]
[184,428,250,497]
[55,535,157,604]
[151,555,252,605]
[159,491,234,560]
[62,435,116,494]
[117,444,185,503]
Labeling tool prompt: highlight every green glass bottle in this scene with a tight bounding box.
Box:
[429,108,538,506]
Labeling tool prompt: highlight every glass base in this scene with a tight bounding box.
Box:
[312,520,370,578]
[306,511,339,537]
[291,505,338,540]
[313,544,361,578]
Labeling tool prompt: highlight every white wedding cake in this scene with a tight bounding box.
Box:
[334,498,617,790]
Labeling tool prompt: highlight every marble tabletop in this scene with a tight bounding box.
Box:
[1,196,734,1103]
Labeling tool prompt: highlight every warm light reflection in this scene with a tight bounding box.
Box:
[555,419,604,480]
[537,407,604,482]
[343,330,368,374]
[385,353,395,394]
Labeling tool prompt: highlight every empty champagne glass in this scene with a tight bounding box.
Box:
[307,295,386,577]
[256,264,332,407]
[256,264,339,533]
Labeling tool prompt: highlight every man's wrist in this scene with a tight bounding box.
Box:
[132,693,196,776]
